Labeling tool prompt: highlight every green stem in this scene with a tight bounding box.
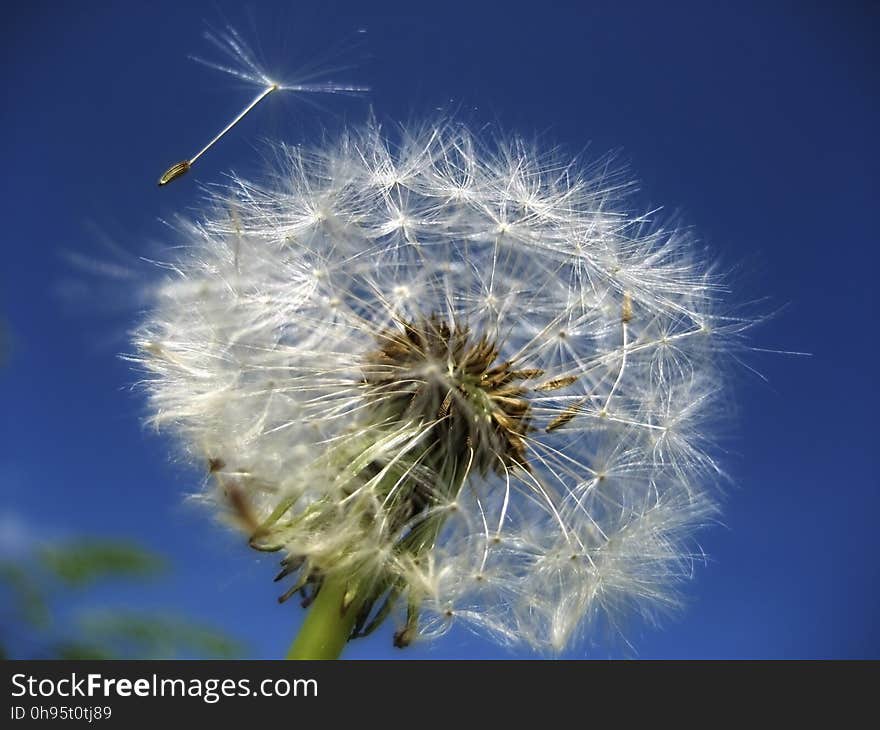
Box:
[285,576,360,660]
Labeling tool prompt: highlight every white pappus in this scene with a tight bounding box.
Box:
[134,32,750,655]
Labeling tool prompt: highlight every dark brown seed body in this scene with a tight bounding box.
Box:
[158,160,191,186]
[361,314,534,476]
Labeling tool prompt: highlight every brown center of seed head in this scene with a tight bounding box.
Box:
[361,314,534,476]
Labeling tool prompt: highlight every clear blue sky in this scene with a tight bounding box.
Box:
[2,1,877,658]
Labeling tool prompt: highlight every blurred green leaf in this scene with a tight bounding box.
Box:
[75,612,244,659]
[54,641,114,660]
[38,540,165,587]
[3,538,246,659]
[0,560,50,627]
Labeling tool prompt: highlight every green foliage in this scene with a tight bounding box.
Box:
[38,539,165,587]
[71,613,243,659]
[54,641,114,661]
[0,561,50,628]
[0,539,244,659]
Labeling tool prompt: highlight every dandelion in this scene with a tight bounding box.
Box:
[134,35,749,659]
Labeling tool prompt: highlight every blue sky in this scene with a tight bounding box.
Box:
[2,1,877,659]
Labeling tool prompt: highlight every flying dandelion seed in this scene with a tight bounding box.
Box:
[135,31,752,658]
[159,26,369,186]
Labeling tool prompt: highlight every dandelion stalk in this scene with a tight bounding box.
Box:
[286,576,362,660]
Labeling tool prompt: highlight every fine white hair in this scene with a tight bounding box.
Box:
[134,117,746,653]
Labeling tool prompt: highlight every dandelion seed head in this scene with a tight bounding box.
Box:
[134,118,742,653]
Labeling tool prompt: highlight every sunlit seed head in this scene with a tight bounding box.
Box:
[133,116,748,654]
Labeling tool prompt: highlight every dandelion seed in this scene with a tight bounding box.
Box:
[158,84,278,186]
[546,401,586,433]
[534,375,579,392]
[159,27,368,186]
[158,160,191,186]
